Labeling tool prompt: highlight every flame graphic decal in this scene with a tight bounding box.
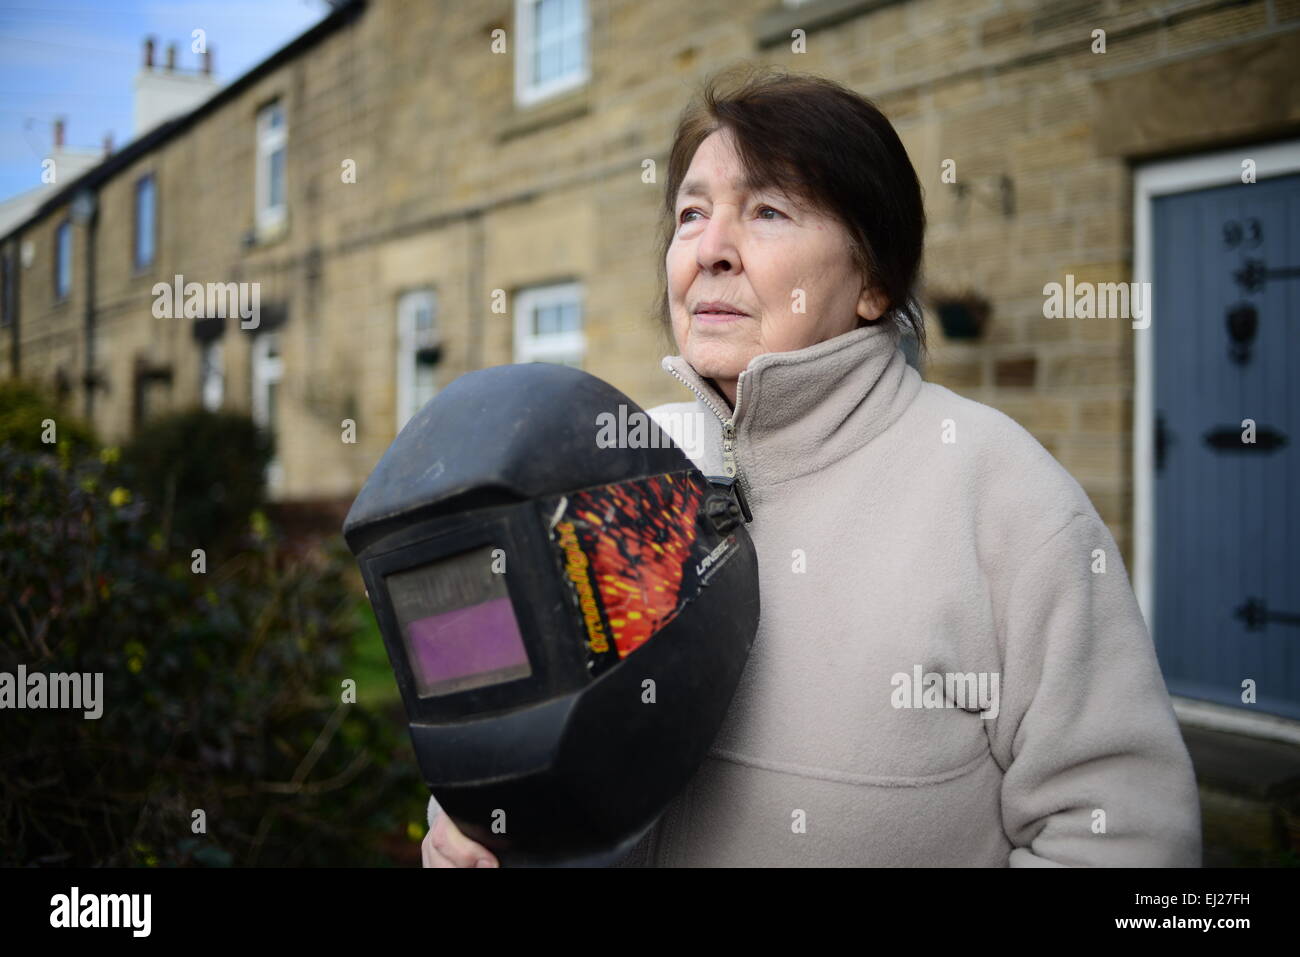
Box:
[550,471,708,663]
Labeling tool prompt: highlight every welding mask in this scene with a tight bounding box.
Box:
[342,362,759,867]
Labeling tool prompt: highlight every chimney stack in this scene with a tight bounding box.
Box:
[103,132,113,156]
[53,117,64,150]
[134,36,220,136]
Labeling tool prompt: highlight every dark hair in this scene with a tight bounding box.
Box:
[651,65,927,360]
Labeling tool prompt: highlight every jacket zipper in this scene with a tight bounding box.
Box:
[665,364,754,517]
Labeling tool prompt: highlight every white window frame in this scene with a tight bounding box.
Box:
[513,282,585,367]
[200,339,224,411]
[396,288,440,432]
[255,100,287,233]
[251,331,284,490]
[514,0,589,108]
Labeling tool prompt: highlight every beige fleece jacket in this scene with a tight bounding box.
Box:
[608,320,1202,867]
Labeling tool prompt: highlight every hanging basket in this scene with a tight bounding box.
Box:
[931,290,991,340]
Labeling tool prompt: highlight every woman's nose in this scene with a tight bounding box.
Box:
[696,207,741,273]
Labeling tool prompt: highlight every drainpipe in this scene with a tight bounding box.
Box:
[468,210,484,370]
[70,189,98,422]
[4,241,19,375]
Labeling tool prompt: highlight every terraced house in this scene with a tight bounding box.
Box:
[1,0,1298,724]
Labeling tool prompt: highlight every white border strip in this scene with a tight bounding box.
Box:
[1172,695,1300,746]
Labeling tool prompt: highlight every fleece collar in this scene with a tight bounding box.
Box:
[660,321,921,493]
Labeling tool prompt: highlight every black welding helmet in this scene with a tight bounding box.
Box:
[342,362,760,867]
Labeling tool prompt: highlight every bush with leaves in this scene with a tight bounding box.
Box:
[0,443,423,866]
[0,379,96,456]
[118,409,274,560]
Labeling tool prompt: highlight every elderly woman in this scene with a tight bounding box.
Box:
[424,67,1201,868]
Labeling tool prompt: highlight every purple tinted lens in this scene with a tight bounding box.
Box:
[406,596,529,690]
[386,546,533,697]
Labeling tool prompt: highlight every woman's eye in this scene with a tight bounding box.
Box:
[680,205,783,224]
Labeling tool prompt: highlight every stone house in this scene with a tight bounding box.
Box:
[1,0,1297,725]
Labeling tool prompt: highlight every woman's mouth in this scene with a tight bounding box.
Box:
[692,300,751,322]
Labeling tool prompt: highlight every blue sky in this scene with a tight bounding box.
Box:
[0,0,331,200]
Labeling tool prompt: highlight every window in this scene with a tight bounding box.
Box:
[131,358,173,431]
[255,100,287,233]
[54,220,71,300]
[251,332,282,428]
[396,289,440,432]
[251,332,284,489]
[513,282,584,367]
[1,247,12,328]
[200,340,224,411]
[134,174,156,270]
[89,326,105,380]
[515,0,589,107]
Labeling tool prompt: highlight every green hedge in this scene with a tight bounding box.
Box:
[0,443,423,866]
[0,379,96,456]
[119,409,274,560]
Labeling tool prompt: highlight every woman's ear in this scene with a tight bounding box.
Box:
[857,282,889,323]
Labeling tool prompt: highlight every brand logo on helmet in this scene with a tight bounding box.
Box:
[556,521,609,654]
[695,535,738,583]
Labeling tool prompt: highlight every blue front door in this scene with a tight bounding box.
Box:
[1152,170,1300,720]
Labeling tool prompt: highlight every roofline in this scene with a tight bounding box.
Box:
[0,0,367,248]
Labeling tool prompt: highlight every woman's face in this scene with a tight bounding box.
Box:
[667,127,887,406]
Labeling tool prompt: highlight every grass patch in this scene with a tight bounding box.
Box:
[344,594,402,708]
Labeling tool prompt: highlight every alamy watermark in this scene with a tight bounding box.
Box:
[1043,273,1151,329]
[50,887,150,936]
[595,404,707,461]
[152,273,260,329]
[891,665,1000,719]
[1,665,103,719]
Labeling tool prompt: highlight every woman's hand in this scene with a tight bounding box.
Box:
[421,808,499,868]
